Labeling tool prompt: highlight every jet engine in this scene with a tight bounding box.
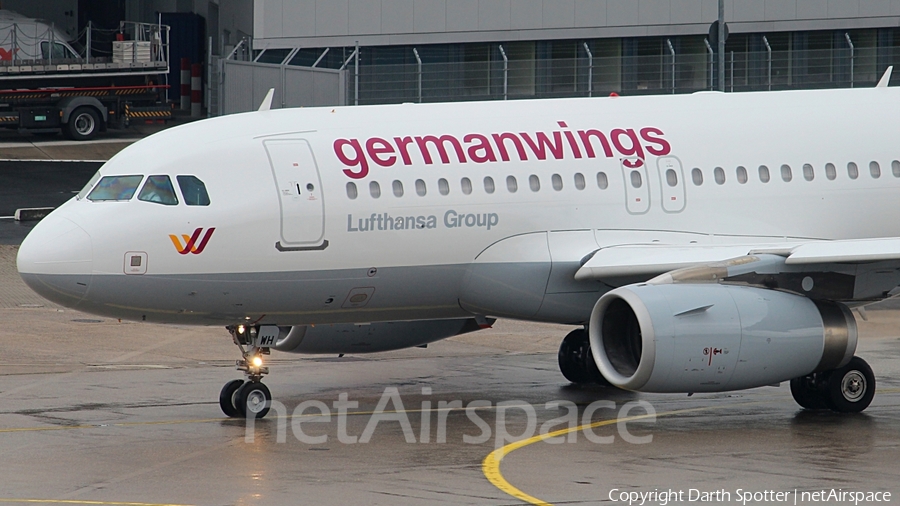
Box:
[588,283,857,393]
[269,317,491,354]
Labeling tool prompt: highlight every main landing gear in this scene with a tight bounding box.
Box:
[557,328,610,386]
[790,356,876,413]
[220,324,273,418]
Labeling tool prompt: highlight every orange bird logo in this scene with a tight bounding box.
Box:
[169,228,215,255]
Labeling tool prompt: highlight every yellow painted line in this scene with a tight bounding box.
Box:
[0,500,192,506]
[482,405,718,506]
[482,386,900,505]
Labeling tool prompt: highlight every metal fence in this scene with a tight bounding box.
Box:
[214,42,898,115]
[343,47,896,105]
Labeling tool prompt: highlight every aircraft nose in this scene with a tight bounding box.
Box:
[17,214,93,306]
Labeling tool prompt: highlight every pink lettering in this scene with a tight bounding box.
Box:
[394,136,414,165]
[520,131,565,161]
[577,129,614,158]
[640,127,671,156]
[491,133,528,162]
[334,138,369,179]
[366,137,396,167]
[464,133,497,163]
[334,122,672,178]
[611,128,645,159]
[415,135,466,165]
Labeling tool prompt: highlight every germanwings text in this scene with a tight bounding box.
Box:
[333,121,671,179]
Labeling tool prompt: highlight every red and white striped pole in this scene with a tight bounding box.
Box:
[191,63,202,117]
[180,58,190,111]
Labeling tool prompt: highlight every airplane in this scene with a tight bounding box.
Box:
[17,69,900,419]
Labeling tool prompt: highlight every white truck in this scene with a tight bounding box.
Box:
[0,10,172,140]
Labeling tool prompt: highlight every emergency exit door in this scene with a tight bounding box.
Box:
[264,139,325,247]
[621,157,650,215]
[657,156,686,213]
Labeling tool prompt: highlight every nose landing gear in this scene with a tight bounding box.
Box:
[219,324,274,418]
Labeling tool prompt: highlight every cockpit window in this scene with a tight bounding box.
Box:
[87,175,144,201]
[138,175,179,205]
[76,171,102,200]
[177,175,210,206]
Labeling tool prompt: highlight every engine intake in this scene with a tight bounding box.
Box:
[588,283,857,393]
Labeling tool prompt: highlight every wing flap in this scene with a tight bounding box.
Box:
[575,237,900,281]
[574,244,769,280]
[785,237,900,264]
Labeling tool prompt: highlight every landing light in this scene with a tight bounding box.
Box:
[236,324,245,335]
[251,356,263,368]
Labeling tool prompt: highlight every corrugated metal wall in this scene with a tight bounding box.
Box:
[219,60,346,115]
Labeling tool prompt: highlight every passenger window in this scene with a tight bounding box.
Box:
[758,165,770,183]
[803,164,814,181]
[870,161,881,179]
[177,175,211,206]
[630,170,642,188]
[691,168,703,186]
[438,178,450,195]
[77,171,102,200]
[506,175,518,193]
[461,177,473,195]
[848,162,859,179]
[736,166,748,184]
[529,174,540,192]
[574,172,586,190]
[666,169,678,187]
[893,160,900,178]
[484,176,495,194]
[825,163,837,180]
[551,173,563,191]
[138,175,178,205]
[714,167,725,185]
[597,172,608,189]
[346,182,358,199]
[88,175,144,201]
[392,180,404,197]
[415,179,427,196]
[369,181,381,198]
[781,164,792,182]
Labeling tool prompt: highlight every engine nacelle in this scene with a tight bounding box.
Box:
[588,283,857,393]
[269,317,490,354]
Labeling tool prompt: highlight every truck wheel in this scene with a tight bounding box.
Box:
[66,107,101,140]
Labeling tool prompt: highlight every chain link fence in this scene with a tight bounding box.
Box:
[342,47,896,105]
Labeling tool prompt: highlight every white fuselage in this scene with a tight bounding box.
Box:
[16,87,900,326]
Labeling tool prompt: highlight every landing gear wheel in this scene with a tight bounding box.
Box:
[65,106,100,140]
[558,329,608,385]
[790,375,827,410]
[219,379,245,417]
[236,382,272,419]
[825,356,875,413]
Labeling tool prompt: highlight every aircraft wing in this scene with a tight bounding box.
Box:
[574,238,900,303]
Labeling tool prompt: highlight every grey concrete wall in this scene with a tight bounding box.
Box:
[252,0,900,49]
[221,59,345,114]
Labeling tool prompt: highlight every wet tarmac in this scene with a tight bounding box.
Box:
[0,243,899,505]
